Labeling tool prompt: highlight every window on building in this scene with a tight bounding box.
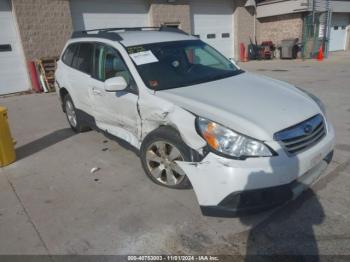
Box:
[0,44,12,52]
[207,34,216,39]
[222,33,230,38]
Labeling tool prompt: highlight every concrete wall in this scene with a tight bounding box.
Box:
[257,13,303,46]
[234,0,255,59]
[12,0,73,61]
[149,0,191,33]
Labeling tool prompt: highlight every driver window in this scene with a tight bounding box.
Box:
[94,44,133,86]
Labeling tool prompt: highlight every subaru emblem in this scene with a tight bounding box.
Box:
[304,124,313,134]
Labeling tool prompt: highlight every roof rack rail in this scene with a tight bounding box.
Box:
[159,26,188,35]
[71,31,123,41]
[71,26,188,41]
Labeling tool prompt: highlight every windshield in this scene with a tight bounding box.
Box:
[127,40,243,90]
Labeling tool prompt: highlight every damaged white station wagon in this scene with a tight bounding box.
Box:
[55,27,335,217]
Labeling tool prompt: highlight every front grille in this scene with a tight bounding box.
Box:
[274,114,326,155]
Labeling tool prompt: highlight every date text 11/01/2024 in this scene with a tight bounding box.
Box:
[128,255,220,261]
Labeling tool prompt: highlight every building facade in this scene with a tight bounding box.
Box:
[0,0,349,95]
[1,0,259,95]
[256,0,350,54]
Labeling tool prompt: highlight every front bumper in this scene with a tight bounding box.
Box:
[201,151,332,217]
[177,123,335,217]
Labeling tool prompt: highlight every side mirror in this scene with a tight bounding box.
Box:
[104,76,128,92]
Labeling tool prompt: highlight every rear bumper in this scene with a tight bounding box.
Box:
[200,151,333,217]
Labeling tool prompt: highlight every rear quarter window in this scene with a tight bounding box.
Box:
[72,43,94,74]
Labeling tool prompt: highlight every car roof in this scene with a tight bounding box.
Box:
[119,31,198,46]
[70,27,198,47]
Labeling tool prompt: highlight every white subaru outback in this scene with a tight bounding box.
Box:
[55,27,335,217]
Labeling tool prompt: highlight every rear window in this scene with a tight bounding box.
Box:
[72,43,93,74]
[62,43,78,66]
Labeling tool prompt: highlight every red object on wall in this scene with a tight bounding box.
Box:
[28,61,42,93]
[240,43,246,62]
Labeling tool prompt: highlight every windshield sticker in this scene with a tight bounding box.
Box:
[127,46,146,54]
[129,50,159,66]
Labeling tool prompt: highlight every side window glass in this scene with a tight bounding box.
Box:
[62,44,77,66]
[73,43,93,74]
[94,44,134,86]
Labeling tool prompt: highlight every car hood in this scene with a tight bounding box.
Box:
[155,72,321,141]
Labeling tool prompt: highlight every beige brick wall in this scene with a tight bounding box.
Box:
[149,0,191,34]
[12,0,73,61]
[233,1,255,59]
[257,13,303,46]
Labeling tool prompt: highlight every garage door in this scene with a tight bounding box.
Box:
[70,0,150,30]
[0,0,29,95]
[329,13,349,51]
[191,0,234,58]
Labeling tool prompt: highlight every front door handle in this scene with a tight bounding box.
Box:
[92,87,102,95]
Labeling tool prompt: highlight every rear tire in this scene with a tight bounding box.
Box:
[63,94,90,133]
[140,126,194,189]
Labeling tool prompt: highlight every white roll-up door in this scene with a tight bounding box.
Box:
[329,13,349,51]
[70,0,150,30]
[0,0,29,95]
[191,0,235,58]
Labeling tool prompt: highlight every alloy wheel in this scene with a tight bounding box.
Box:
[145,141,186,186]
[65,100,77,128]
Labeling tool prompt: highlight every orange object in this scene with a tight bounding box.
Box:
[203,122,219,149]
[317,46,324,61]
[244,48,249,62]
[240,43,245,62]
[28,61,42,93]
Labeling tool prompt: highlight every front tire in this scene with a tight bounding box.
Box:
[140,127,194,189]
[63,94,90,133]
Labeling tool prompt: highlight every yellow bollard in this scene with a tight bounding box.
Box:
[0,106,16,167]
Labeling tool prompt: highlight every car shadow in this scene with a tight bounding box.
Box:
[239,149,325,261]
[15,128,76,161]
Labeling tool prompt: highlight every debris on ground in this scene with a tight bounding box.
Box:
[90,167,100,174]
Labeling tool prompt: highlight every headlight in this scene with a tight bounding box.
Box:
[196,117,273,159]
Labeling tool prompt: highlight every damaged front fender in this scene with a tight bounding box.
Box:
[137,94,207,152]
